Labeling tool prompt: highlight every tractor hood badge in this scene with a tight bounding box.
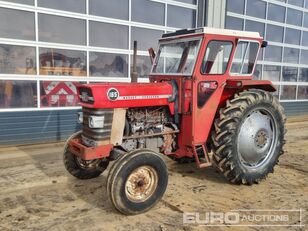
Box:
[107,88,119,101]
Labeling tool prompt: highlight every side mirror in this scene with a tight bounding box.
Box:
[261,40,268,48]
[148,48,156,65]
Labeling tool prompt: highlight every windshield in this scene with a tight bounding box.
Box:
[152,38,201,75]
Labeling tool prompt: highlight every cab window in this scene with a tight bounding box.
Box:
[201,40,233,74]
[231,41,259,75]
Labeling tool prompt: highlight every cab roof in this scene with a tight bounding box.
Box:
[161,27,262,40]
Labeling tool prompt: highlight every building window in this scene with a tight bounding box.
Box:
[131,27,163,51]
[167,5,196,28]
[38,14,86,45]
[267,3,285,23]
[273,85,280,98]
[300,50,308,65]
[288,0,304,7]
[246,0,266,19]
[0,8,35,40]
[253,64,262,80]
[266,24,284,43]
[131,0,165,26]
[302,31,308,46]
[280,85,296,100]
[298,86,308,99]
[264,45,282,62]
[0,80,37,108]
[39,48,86,76]
[245,20,265,37]
[286,8,302,26]
[304,12,308,28]
[263,65,281,82]
[226,0,245,14]
[0,44,36,74]
[283,47,299,64]
[282,67,298,82]
[130,55,151,78]
[89,21,128,49]
[299,68,308,82]
[40,81,80,107]
[89,0,129,20]
[285,28,301,45]
[38,0,86,14]
[89,52,128,77]
[225,16,243,30]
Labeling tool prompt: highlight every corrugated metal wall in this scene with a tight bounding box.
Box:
[281,102,308,116]
[0,109,81,146]
[0,102,307,146]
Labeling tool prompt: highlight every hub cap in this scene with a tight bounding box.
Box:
[237,109,277,168]
[125,166,158,203]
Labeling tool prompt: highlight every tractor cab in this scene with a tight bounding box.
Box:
[150,27,265,78]
[149,28,274,154]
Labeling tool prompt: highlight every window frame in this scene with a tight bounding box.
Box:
[229,39,261,77]
[200,39,234,75]
[150,36,203,76]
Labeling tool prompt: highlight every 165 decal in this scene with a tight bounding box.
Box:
[107,88,119,101]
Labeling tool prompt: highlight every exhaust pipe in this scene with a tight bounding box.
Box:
[131,40,138,83]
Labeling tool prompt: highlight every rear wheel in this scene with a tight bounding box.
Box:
[63,131,109,179]
[107,149,168,215]
[212,89,286,184]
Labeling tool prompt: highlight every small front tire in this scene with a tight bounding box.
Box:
[107,149,168,215]
[63,131,109,180]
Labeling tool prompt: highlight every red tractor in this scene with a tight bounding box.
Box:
[64,27,286,215]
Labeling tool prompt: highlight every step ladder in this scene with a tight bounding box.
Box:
[192,144,212,168]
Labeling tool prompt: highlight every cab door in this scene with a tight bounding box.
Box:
[191,36,235,145]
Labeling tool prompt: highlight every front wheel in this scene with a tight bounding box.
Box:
[107,149,168,215]
[63,131,109,179]
[212,89,286,185]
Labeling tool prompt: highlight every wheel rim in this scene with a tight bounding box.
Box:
[237,108,278,168]
[125,165,158,203]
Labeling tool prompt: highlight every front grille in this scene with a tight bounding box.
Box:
[82,108,113,142]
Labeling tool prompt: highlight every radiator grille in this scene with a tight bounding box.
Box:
[82,108,113,141]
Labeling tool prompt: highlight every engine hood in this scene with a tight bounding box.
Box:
[77,82,174,109]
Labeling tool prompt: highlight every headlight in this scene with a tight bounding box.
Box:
[77,112,83,124]
[88,116,105,128]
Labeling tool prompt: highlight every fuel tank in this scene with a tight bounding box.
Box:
[77,82,174,109]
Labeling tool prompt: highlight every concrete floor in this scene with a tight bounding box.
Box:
[0,116,307,231]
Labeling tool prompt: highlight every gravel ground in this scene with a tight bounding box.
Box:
[0,116,307,231]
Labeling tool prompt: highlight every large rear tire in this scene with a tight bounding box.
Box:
[63,131,109,180]
[212,89,286,185]
[107,149,168,215]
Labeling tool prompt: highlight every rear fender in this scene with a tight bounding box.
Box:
[219,80,276,108]
[225,79,276,92]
